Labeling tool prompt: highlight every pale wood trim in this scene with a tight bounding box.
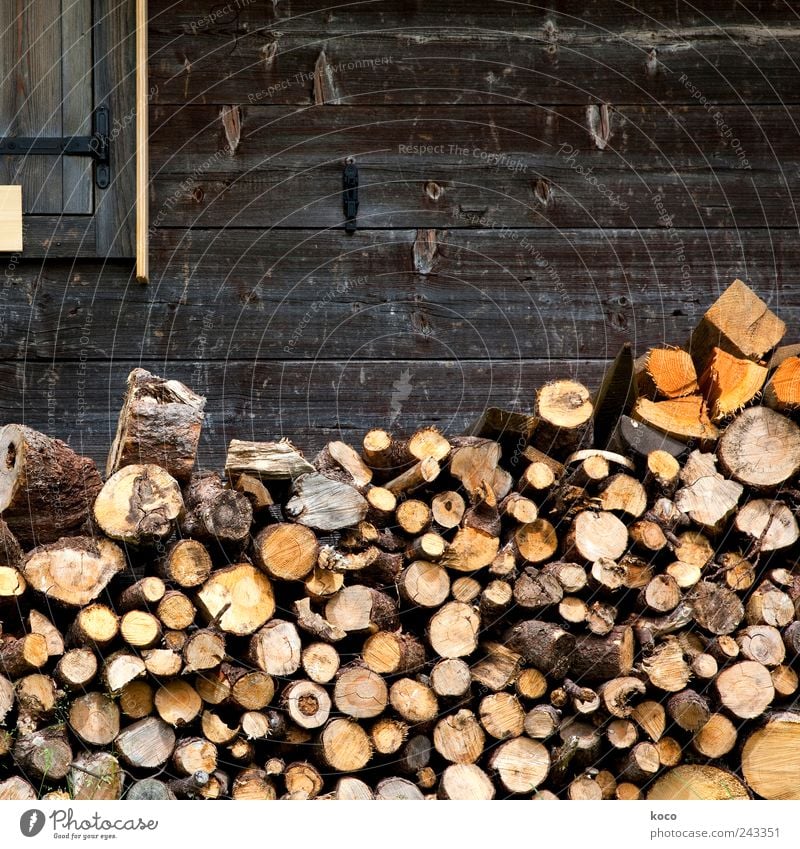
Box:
[0,186,23,252]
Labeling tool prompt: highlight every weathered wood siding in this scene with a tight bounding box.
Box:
[4,0,800,466]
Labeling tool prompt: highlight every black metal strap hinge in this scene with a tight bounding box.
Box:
[343,157,358,234]
[0,105,111,189]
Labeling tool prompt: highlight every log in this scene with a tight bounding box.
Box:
[23,536,125,607]
[120,610,162,649]
[181,472,253,544]
[399,560,450,608]
[716,661,775,719]
[0,566,25,605]
[395,499,431,535]
[94,464,184,544]
[735,499,798,552]
[566,511,628,562]
[674,450,742,531]
[55,648,97,690]
[439,763,495,800]
[157,590,196,630]
[249,620,302,676]
[283,680,331,729]
[0,424,103,546]
[647,765,749,800]
[320,718,372,772]
[569,626,634,683]
[13,728,72,780]
[334,665,388,720]
[363,631,425,675]
[70,752,124,800]
[370,717,408,755]
[232,769,276,800]
[741,712,800,799]
[155,680,203,726]
[107,369,205,482]
[534,379,593,458]
[429,601,480,659]
[253,522,319,581]
[196,563,275,636]
[389,678,438,724]
[692,713,738,759]
[490,737,550,794]
[431,490,466,529]
[285,472,368,530]
[666,689,710,732]
[0,634,48,677]
[514,519,558,564]
[325,585,398,633]
[718,407,800,488]
[119,680,154,719]
[434,710,485,764]
[69,692,120,745]
[479,692,524,739]
[375,777,424,800]
[431,658,472,698]
[505,620,575,678]
[182,629,226,672]
[301,643,340,684]
[384,457,441,496]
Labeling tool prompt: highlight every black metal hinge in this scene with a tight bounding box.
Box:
[343,157,358,234]
[0,105,111,189]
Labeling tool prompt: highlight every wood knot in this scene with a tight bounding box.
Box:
[413,229,438,275]
[220,105,242,155]
[646,48,659,77]
[424,181,444,201]
[586,103,612,150]
[533,178,553,207]
[191,187,205,203]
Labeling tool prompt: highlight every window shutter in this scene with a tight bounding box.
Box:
[0,0,135,258]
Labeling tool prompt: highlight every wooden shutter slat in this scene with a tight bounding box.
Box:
[0,0,64,214]
[62,0,93,215]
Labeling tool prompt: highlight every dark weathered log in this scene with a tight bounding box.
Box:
[107,368,206,482]
[181,472,253,544]
[0,424,103,546]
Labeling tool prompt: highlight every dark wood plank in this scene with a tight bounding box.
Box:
[0,358,609,468]
[148,1,800,106]
[3,228,796,362]
[0,0,64,213]
[93,0,136,257]
[10,215,97,257]
[150,104,800,229]
[149,0,800,34]
[62,0,94,215]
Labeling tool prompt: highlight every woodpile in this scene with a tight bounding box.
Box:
[1,283,800,800]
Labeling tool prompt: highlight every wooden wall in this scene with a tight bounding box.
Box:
[4,0,800,467]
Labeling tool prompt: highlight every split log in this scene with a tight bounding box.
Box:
[224,439,314,480]
[688,278,785,371]
[285,472,368,530]
[674,450,742,531]
[700,348,767,421]
[314,441,373,489]
[22,536,125,606]
[107,369,205,481]
[181,472,253,544]
[763,356,800,412]
[735,499,798,552]
[94,464,184,544]
[645,348,698,398]
[632,395,719,443]
[0,424,102,546]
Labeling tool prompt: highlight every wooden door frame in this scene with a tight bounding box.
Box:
[136,0,148,282]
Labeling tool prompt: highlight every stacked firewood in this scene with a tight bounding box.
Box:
[1,280,800,801]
